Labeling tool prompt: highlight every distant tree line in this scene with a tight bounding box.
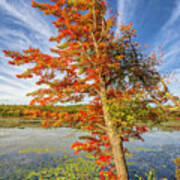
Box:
[0,104,179,120]
[0,104,87,118]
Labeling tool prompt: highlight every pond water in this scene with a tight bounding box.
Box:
[0,128,180,179]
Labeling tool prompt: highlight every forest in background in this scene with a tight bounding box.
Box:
[0,104,180,130]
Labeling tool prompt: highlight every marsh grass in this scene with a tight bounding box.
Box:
[0,118,43,128]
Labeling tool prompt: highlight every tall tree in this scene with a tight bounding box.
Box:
[3,0,180,179]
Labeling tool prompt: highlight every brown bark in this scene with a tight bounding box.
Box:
[100,85,129,180]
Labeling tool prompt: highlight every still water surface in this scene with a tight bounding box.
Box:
[0,128,180,179]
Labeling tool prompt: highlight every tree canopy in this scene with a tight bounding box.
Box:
[3,0,180,179]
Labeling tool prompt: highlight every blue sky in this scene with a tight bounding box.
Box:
[0,0,180,104]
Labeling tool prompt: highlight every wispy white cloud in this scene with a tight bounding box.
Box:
[156,0,180,72]
[116,0,180,98]
[0,0,180,104]
[0,28,32,50]
[0,55,38,104]
[0,0,57,104]
[116,0,139,34]
[0,0,55,39]
[167,69,180,99]
[117,0,125,25]
[0,69,36,104]
[153,0,180,98]
[161,0,180,31]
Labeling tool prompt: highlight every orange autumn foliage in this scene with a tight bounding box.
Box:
[3,0,180,179]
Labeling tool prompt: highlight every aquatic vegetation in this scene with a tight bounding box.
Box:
[174,157,180,180]
[129,146,162,153]
[135,169,168,180]
[25,156,101,180]
[24,160,170,180]
[126,144,180,179]
[0,128,180,179]
[18,148,48,154]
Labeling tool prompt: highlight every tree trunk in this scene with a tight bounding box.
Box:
[100,86,129,180]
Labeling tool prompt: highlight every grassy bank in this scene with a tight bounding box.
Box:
[1,117,180,130]
[0,104,180,130]
[0,104,87,128]
[0,117,42,128]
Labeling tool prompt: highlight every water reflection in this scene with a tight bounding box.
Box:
[0,128,180,179]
